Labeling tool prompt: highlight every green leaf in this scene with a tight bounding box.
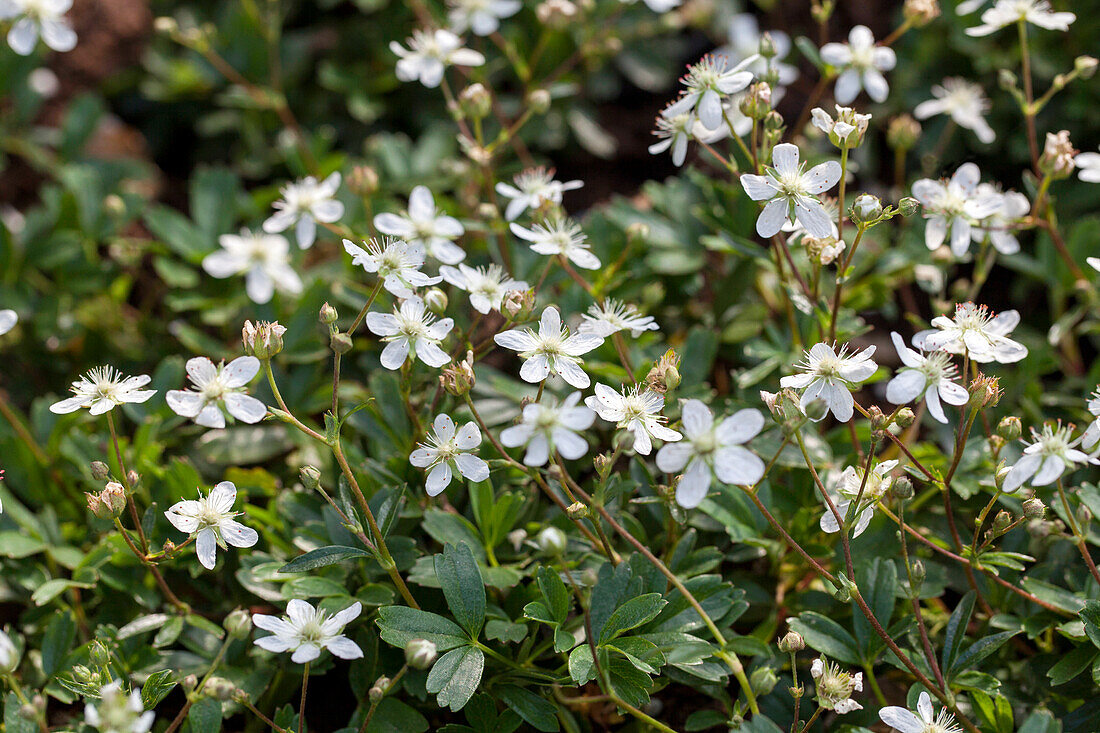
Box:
[942,591,976,673]
[434,543,486,638]
[363,698,429,733]
[0,532,46,558]
[1081,600,1100,649]
[144,205,209,261]
[971,691,1014,733]
[484,620,526,644]
[426,645,485,712]
[5,692,37,733]
[1046,643,1098,685]
[32,578,94,606]
[537,566,570,623]
[154,616,184,648]
[787,612,860,665]
[41,611,75,678]
[600,593,667,644]
[852,558,897,661]
[118,614,170,640]
[568,645,596,685]
[495,685,560,732]
[278,546,373,573]
[141,670,177,710]
[187,697,223,733]
[376,606,469,652]
[952,631,1020,676]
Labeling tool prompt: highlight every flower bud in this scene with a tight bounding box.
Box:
[242,320,286,359]
[898,197,921,217]
[537,526,568,556]
[153,16,178,34]
[503,289,536,320]
[910,559,925,592]
[887,114,921,151]
[18,704,36,721]
[507,529,527,551]
[405,639,438,669]
[224,608,252,639]
[992,510,1013,533]
[740,82,773,121]
[423,288,448,314]
[88,640,111,668]
[891,476,914,502]
[91,460,110,480]
[347,165,380,197]
[868,406,887,431]
[440,354,476,397]
[459,83,493,120]
[1023,497,1045,519]
[566,501,589,520]
[626,222,650,242]
[1040,130,1077,179]
[777,630,805,653]
[527,88,552,115]
[803,398,829,422]
[0,629,20,674]
[895,407,916,429]
[319,303,339,325]
[330,332,353,354]
[750,666,779,696]
[1075,55,1099,79]
[536,0,577,29]
[764,110,785,132]
[369,676,390,702]
[804,236,845,266]
[593,453,611,475]
[997,416,1022,441]
[997,68,1018,91]
[850,194,883,225]
[1077,503,1092,528]
[645,350,681,394]
[300,466,321,491]
[903,0,940,26]
[127,470,140,488]
[207,677,237,701]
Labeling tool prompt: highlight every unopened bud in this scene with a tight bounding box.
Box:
[300,466,321,491]
[851,194,883,225]
[764,110,784,132]
[1023,497,1045,519]
[537,526,568,555]
[903,0,940,26]
[895,407,916,429]
[911,559,925,585]
[459,83,492,120]
[803,398,829,422]
[405,639,438,669]
[507,528,527,551]
[503,289,536,320]
[625,222,650,242]
[153,16,178,34]
[88,641,110,667]
[91,460,110,480]
[594,453,610,475]
[207,677,237,701]
[868,406,887,432]
[995,464,1011,490]
[527,89,552,115]
[127,470,139,488]
[18,704,36,721]
[423,288,448,314]
[319,303,339,325]
[369,676,390,702]
[536,0,577,28]
[887,115,921,151]
[224,608,252,639]
[566,501,589,520]
[740,82,772,120]
[750,666,779,696]
[898,197,921,217]
[1040,130,1077,180]
[891,476,914,501]
[997,68,1018,91]
[778,630,805,653]
[997,416,1022,441]
[242,320,286,359]
[1075,55,1099,79]
[645,350,681,394]
[330,332,353,354]
[346,165,380,196]
[1077,503,1092,528]
[992,510,1013,533]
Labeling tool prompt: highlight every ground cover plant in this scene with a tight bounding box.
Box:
[2,0,1100,731]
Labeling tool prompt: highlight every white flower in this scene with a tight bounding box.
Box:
[390,28,485,88]
[495,168,584,221]
[50,366,156,415]
[880,691,964,733]
[500,392,595,466]
[84,679,154,733]
[911,163,1002,256]
[447,0,521,35]
[1082,389,1100,451]
[165,481,259,570]
[819,460,898,537]
[166,356,266,429]
[344,236,441,299]
[966,0,1074,37]
[495,306,603,388]
[439,263,527,314]
[664,54,757,131]
[510,217,601,270]
[780,342,878,423]
[263,173,344,249]
[913,302,1027,364]
[655,400,765,508]
[410,413,490,494]
[714,14,799,89]
[811,105,871,149]
[810,657,863,714]
[741,143,842,239]
[886,332,969,424]
[914,78,995,144]
[819,26,896,104]
[970,186,1030,255]
[202,229,304,305]
[957,0,989,13]
[1075,147,1100,183]
[0,628,18,672]
[252,599,363,664]
[619,0,682,12]
[578,299,659,338]
[1003,423,1093,492]
[373,186,466,264]
[586,383,682,456]
[366,298,453,370]
[648,104,723,167]
[0,0,77,56]
[0,309,17,336]
[782,197,839,241]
